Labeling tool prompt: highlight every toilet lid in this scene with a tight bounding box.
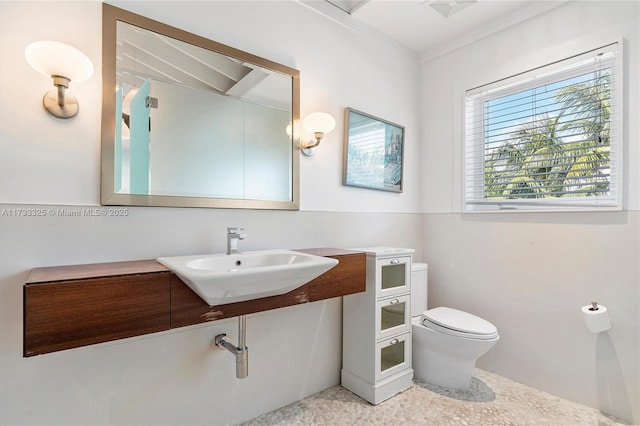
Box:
[421,307,498,340]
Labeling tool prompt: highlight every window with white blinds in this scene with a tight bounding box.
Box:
[464,43,622,212]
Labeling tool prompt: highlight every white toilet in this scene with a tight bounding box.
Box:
[411,263,499,389]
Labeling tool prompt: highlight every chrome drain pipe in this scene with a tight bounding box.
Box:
[215,315,248,379]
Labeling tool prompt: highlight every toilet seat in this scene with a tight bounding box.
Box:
[420,307,499,340]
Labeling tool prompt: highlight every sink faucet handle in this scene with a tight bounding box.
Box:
[226,227,246,255]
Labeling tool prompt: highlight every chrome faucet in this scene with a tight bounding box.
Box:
[226,227,246,255]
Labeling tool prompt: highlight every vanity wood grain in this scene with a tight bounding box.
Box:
[298,248,366,302]
[24,249,365,356]
[24,260,171,356]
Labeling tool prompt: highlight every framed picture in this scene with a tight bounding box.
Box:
[343,108,404,193]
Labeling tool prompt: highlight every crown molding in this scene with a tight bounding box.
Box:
[297,0,419,60]
[419,1,570,63]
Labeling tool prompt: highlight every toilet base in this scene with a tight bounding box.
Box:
[412,352,475,389]
[412,318,498,390]
[341,368,413,405]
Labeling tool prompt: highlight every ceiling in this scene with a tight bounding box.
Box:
[323,0,567,59]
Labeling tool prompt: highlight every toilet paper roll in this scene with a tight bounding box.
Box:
[581,304,611,333]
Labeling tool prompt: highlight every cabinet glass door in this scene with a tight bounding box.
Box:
[378,257,411,297]
[381,341,403,370]
[376,332,411,381]
[377,294,410,340]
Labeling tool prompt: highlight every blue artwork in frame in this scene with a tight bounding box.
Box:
[343,108,404,192]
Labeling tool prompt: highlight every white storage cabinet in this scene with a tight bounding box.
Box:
[341,247,414,404]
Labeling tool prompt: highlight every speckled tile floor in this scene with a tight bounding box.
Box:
[243,369,632,425]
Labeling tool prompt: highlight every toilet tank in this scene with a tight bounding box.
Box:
[411,263,429,317]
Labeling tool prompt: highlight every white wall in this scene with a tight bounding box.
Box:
[0,1,421,424]
[420,1,639,423]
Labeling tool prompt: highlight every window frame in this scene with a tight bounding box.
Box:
[463,42,623,213]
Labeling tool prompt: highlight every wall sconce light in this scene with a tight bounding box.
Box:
[300,112,336,156]
[25,40,93,119]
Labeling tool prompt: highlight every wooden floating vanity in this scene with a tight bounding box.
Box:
[24,248,365,357]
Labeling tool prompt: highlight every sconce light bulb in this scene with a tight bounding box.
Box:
[303,112,336,135]
[300,112,335,156]
[25,41,93,119]
[25,40,93,82]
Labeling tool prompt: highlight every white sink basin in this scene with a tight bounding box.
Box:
[157,250,339,306]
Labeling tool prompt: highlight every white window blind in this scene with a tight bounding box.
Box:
[464,43,622,211]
